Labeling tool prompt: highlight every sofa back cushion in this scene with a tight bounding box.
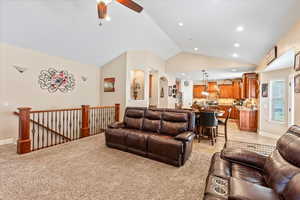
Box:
[160,112,188,136]
[142,110,162,133]
[124,108,145,130]
[263,125,300,195]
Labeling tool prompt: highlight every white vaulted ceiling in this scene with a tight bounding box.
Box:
[0,0,180,66]
[136,0,300,64]
[1,0,300,67]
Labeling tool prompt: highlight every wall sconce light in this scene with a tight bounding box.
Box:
[13,65,27,73]
[81,76,88,82]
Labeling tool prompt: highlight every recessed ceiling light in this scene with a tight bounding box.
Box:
[232,69,237,72]
[178,22,184,27]
[236,26,244,32]
[194,47,198,51]
[232,53,239,58]
[234,43,240,47]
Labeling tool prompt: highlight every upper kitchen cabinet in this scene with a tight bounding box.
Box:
[207,82,218,92]
[193,85,206,98]
[219,84,233,98]
[232,79,242,99]
[241,73,258,99]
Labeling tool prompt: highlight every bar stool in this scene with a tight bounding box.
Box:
[217,108,232,142]
[199,111,218,145]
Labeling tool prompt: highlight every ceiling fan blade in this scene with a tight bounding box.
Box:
[116,0,143,13]
[97,2,107,19]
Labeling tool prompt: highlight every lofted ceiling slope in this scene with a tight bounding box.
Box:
[136,0,300,64]
[1,0,300,68]
[0,0,180,67]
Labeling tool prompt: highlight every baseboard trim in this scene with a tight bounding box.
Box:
[259,131,281,140]
[0,138,15,145]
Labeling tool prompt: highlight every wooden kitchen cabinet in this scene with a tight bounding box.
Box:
[239,110,257,132]
[219,84,233,98]
[207,82,218,92]
[218,105,239,119]
[232,80,242,99]
[241,73,258,99]
[193,85,206,98]
[231,106,239,119]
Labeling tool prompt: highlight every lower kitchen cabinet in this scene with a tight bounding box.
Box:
[218,105,239,119]
[238,110,257,132]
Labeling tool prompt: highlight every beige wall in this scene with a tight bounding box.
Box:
[100,53,127,118]
[259,68,292,138]
[126,50,173,108]
[0,43,100,141]
[257,20,300,127]
[99,50,177,119]
[166,52,256,73]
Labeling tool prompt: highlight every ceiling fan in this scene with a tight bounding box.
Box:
[97,0,143,22]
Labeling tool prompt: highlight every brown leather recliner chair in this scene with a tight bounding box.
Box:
[105,107,195,167]
[203,125,300,200]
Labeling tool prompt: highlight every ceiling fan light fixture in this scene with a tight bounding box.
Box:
[105,15,111,21]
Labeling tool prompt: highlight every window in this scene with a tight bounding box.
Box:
[270,80,285,122]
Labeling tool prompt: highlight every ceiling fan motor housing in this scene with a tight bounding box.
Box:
[97,2,107,19]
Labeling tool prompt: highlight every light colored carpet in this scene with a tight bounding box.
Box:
[0,134,212,200]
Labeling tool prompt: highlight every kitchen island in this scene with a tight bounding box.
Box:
[236,106,258,132]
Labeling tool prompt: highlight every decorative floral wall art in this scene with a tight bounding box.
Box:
[38,68,76,93]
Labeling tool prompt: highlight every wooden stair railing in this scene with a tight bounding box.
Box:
[16,104,120,154]
[13,112,72,142]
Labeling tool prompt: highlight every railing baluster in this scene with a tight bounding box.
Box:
[42,112,45,149]
[32,113,35,151]
[55,111,58,145]
[51,112,53,146]
[62,111,65,143]
[37,113,40,150]
[46,112,49,147]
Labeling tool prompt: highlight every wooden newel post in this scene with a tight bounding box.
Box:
[115,104,120,122]
[17,107,32,154]
[81,105,90,138]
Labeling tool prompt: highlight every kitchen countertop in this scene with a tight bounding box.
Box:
[235,106,258,111]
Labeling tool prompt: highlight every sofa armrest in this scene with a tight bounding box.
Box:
[221,148,267,170]
[108,122,125,129]
[174,132,195,142]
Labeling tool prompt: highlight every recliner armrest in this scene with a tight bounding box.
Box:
[174,132,195,142]
[108,122,125,129]
[221,148,267,170]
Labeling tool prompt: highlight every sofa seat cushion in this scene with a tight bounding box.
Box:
[209,153,231,179]
[124,129,155,152]
[148,135,183,161]
[229,177,280,200]
[231,164,267,186]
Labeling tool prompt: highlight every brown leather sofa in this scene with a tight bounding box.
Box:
[203,125,300,200]
[105,107,195,166]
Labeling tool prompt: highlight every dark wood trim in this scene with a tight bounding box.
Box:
[115,104,120,122]
[17,107,32,154]
[81,105,90,138]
